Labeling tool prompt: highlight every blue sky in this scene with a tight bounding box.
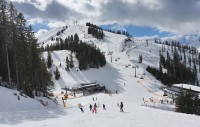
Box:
[101,24,173,37]
[32,23,49,32]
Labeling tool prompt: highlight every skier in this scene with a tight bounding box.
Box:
[89,104,92,111]
[45,101,48,108]
[120,102,123,112]
[103,104,106,110]
[93,103,97,113]
[79,103,84,112]
[17,95,20,100]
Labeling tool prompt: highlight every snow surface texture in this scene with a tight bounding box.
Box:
[1,23,200,127]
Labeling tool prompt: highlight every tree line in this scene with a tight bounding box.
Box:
[0,0,53,98]
[88,27,104,39]
[42,33,106,70]
[147,40,200,115]
[86,22,131,37]
[176,88,200,115]
[147,40,199,86]
[86,22,104,39]
[104,29,131,37]
[86,22,102,30]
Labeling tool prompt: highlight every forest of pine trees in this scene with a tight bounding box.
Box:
[148,40,200,115]
[86,22,102,29]
[147,41,198,86]
[104,29,131,37]
[176,89,200,115]
[88,27,104,39]
[86,22,131,38]
[86,22,104,39]
[0,0,53,98]
[42,34,106,70]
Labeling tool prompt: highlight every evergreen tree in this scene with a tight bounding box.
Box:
[0,0,53,97]
[69,51,74,68]
[43,33,106,70]
[47,51,52,68]
[65,56,69,71]
[74,33,79,43]
[54,67,60,80]
[176,88,197,114]
[70,35,73,42]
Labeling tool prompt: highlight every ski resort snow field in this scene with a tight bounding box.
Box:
[0,24,200,127]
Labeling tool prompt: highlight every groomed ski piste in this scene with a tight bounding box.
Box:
[0,23,200,127]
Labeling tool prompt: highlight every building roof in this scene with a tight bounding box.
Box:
[78,84,100,89]
[172,84,200,93]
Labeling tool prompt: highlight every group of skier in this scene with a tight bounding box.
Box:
[89,103,98,113]
[78,101,124,113]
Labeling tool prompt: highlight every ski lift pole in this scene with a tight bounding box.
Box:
[108,51,113,63]
[132,66,136,77]
[133,65,138,77]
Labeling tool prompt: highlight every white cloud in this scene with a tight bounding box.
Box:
[10,0,53,11]
[10,0,200,35]
[35,29,49,38]
[31,0,53,11]
[10,0,26,3]
[47,21,66,29]
[27,17,43,25]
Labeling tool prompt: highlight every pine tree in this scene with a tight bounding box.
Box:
[175,89,185,113]
[176,88,196,114]
[0,0,53,97]
[65,56,69,71]
[0,0,9,81]
[74,33,79,43]
[47,51,52,68]
[194,95,200,115]
[69,51,74,68]
[54,67,60,80]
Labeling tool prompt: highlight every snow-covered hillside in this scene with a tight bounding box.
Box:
[1,23,200,127]
[135,34,200,51]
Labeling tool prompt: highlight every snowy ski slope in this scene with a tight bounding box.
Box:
[0,23,200,127]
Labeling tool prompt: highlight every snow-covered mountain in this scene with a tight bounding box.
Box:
[1,23,200,127]
[135,34,200,50]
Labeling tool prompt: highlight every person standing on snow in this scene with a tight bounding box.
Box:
[93,103,97,113]
[103,104,106,110]
[79,103,84,112]
[89,104,92,111]
[120,102,123,112]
